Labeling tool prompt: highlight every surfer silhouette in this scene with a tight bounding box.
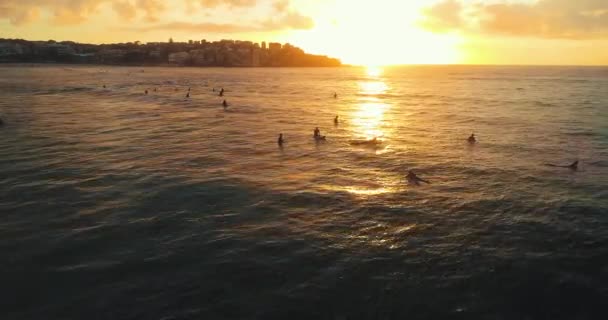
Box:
[468,133,476,144]
[545,160,578,170]
[407,170,430,185]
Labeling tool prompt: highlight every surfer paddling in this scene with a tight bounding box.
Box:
[406,170,430,185]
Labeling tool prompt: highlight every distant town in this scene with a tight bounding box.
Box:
[0,38,342,67]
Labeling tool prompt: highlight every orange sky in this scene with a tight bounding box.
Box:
[1,0,607,65]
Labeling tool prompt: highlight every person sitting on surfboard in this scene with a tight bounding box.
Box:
[278,133,284,146]
[314,127,321,138]
[334,116,339,125]
[222,100,228,109]
[468,133,476,144]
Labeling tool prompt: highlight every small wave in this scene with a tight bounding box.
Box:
[35,86,93,95]
[534,101,556,107]
[564,130,597,137]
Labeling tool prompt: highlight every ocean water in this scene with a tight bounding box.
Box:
[0,64,607,319]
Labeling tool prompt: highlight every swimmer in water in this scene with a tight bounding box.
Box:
[468,133,476,144]
[103,84,106,89]
[278,133,284,146]
[406,170,430,185]
[545,160,579,170]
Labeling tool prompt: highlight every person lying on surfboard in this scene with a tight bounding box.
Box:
[545,160,578,170]
[407,170,430,185]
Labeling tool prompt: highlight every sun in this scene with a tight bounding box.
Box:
[283,0,463,66]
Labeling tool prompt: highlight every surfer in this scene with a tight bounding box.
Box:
[102,84,106,89]
[334,116,339,125]
[145,89,148,95]
[222,99,228,109]
[545,160,578,170]
[219,88,224,97]
[334,92,338,99]
[0,117,4,126]
[406,170,430,185]
[468,133,476,144]
[314,127,321,138]
[186,92,190,98]
[278,133,284,146]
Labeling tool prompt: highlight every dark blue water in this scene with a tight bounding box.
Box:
[1,65,607,319]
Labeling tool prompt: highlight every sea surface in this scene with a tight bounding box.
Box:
[0,64,607,319]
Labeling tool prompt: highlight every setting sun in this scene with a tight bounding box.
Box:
[285,0,463,65]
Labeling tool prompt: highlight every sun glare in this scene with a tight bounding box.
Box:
[287,0,463,66]
[366,66,382,77]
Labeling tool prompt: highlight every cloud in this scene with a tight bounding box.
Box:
[136,0,165,22]
[0,0,307,28]
[126,21,257,33]
[419,0,464,32]
[0,5,40,25]
[272,0,289,12]
[262,11,313,30]
[0,0,105,25]
[112,1,137,20]
[125,11,314,33]
[195,0,256,7]
[420,0,608,39]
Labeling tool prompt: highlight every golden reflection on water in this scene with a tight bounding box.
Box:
[338,185,392,196]
[330,67,399,199]
[366,66,382,77]
[359,81,388,96]
[352,101,388,139]
[352,67,391,140]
